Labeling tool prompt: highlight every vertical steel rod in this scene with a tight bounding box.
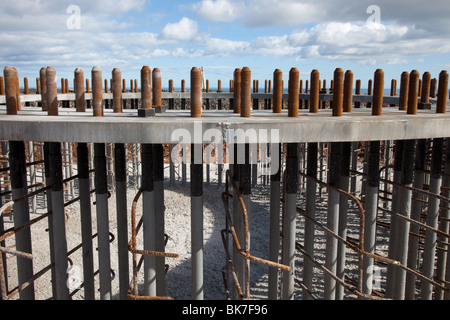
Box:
[9,140,34,300]
[94,143,112,300]
[268,143,281,300]
[153,143,166,296]
[76,142,95,300]
[405,138,426,300]
[4,67,19,115]
[42,115,57,300]
[324,141,341,300]
[112,68,122,113]
[273,69,283,114]
[420,138,443,299]
[5,66,34,299]
[336,141,351,299]
[435,71,449,299]
[45,67,70,299]
[92,66,103,117]
[49,141,70,300]
[282,68,299,300]
[39,67,48,111]
[443,139,450,301]
[324,68,343,299]
[343,70,353,113]
[393,139,416,300]
[93,72,111,299]
[302,142,317,300]
[233,68,241,114]
[74,68,86,112]
[191,67,203,300]
[399,72,409,111]
[114,142,128,300]
[418,72,431,109]
[385,140,404,298]
[362,140,380,295]
[142,143,156,296]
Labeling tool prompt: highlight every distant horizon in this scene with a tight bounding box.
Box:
[1,1,449,95]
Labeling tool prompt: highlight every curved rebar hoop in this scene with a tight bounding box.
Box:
[221,170,290,300]
[297,170,450,299]
[127,188,179,300]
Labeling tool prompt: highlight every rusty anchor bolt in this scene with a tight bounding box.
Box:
[407,70,420,115]
[74,68,86,112]
[241,66,251,118]
[92,66,103,117]
[191,67,203,118]
[273,69,283,114]
[372,69,384,116]
[45,66,59,116]
[112,68,123,113]
[288,67,299,118]
[332,68,344,117]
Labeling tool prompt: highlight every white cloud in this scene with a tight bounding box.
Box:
[191,0,450,38]
[203,37,249,56]
[160,17,199,41]
[249,35,299,56]
[242,0,323,27]
[192,0,323,26]
[193,0,245,22]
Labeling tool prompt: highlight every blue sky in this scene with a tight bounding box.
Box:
[1,0,450,90]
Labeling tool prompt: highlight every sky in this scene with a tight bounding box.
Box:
[1,0,450,90]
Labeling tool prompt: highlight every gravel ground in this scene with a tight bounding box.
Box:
[3,158,384,300]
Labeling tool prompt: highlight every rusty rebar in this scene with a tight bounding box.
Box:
[3,67,19,115]
[0,76,4,96]
[38,68,47,111]
[354,79,361,108]
[310,69,320,113]
[152,68,162,107]
[233,68,241,114]
[129,192,178,257]
[191,67,202,118]
[92,66,103,117]
[288,68,299,118]
[140,66,152,110]
[273,69,283,113]
[372,69,384,116]
[74,68,86,112]
[65,78,69,94]
[241,67,251,118]
[45,67,58,116]
[332,68,344,117]
[436,70,449,114]
[23,77,29,95]
[399,71,409,111]
[221,170,290,300]
[112,68,122,113]
[407,70,420,115]
[419,71,431,109]
[127,188,178,300]
[14,69,20,111]
[343,70,353,113]
[104,79,108,94]
[61,78,65,97]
